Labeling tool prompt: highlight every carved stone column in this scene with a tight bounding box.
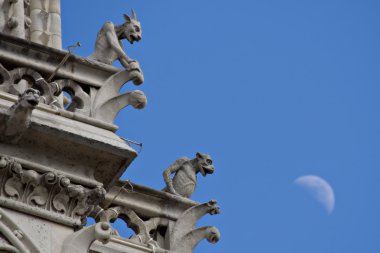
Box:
[30,0,61,49]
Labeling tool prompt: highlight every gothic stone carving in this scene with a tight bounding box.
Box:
[56,79,91,116]
[97,200,220,253]
[0,64,62,108]
[0,155,106,227]
[62,222,112,253]
[88,10,142,72]
[163,153,215,198]
[0,63,147,125]
[0,88,40,144]
[96,206,160,247]
[168,200,220,253]
[91,69,146,124]
[0,207,42,253]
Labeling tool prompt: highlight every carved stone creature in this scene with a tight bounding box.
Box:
[88,10,142,70]
[163,153,214,198]
[92,69,146,124]
[95,201,220,253]
[94,90,147,123]
[0,88,40,143]
[0,66,62,108]
[168,200,220,253]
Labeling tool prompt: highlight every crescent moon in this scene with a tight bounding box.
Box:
[294,175,335,215]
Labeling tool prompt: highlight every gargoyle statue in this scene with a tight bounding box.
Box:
[0,88,40,143]
[88,10,142,70]
[163,153,215,198]
[168,200,221,253]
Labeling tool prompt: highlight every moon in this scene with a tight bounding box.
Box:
[294,175,335,215]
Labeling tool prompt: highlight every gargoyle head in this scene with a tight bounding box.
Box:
[19,88,40,109]
[129,90,147,109]
[196,153,214,176]
[122,10,142,44]
[206,227,220,244]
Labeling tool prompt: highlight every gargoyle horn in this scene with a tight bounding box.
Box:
[132,9,137,20]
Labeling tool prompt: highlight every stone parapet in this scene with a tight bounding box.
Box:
[0,32,120,88]
[102,181,199,221]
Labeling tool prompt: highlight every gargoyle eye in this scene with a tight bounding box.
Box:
[206,159,212,165]
[134,26,140,32]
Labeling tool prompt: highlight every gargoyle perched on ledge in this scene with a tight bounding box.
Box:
[163,153,215,198]
[0,88,40,143]
[88,10,143,73]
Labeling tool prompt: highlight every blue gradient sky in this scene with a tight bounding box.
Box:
[61,1,380,252]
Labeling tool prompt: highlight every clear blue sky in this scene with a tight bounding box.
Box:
[61,1,380,252]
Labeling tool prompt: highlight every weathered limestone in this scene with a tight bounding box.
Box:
[0,155,106,227]
[94,182,220,252]
[0,94,138,188]
[62,222,112,253]
[0,0,60,48]
[0,0,28,39]
[30,0,62,49]
[0,33,145,127]
[0,207,42,253]
[0,89,40,144]
[92,67,146,124]
[168,200,220,253]
[0,33,120,89]
[163,153,215,198]
[89,10,142,71]
[0,4,220,253]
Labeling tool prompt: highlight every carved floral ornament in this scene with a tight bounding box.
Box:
[0,155,106,227]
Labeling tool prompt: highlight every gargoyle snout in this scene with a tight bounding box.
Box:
[22,88,40,108]
[207,227,220,244]
[130,90,147,109]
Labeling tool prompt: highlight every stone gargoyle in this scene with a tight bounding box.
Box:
[95,200,220,253]
[91,70,147,124]
[163,153,215,198]
[88,10,143,73]
[168,200,220,253]
[0,88,40,143]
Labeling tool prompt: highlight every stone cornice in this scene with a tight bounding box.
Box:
[0,96,137,188]
[0,155,106,228]
[0,32,120,88]
[102,181,199,221]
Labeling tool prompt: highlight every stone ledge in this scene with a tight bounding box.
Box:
[0,32,120,88]
[0,91,118,132]
[0,97,137,188]
[90,237,169,253]
[102,181,199,221]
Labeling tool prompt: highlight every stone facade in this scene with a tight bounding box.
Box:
[0,5,220,253]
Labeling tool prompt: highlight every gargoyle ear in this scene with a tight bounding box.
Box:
[132,9,137,20]
[123,14,131,22]
[196,152,202,158]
